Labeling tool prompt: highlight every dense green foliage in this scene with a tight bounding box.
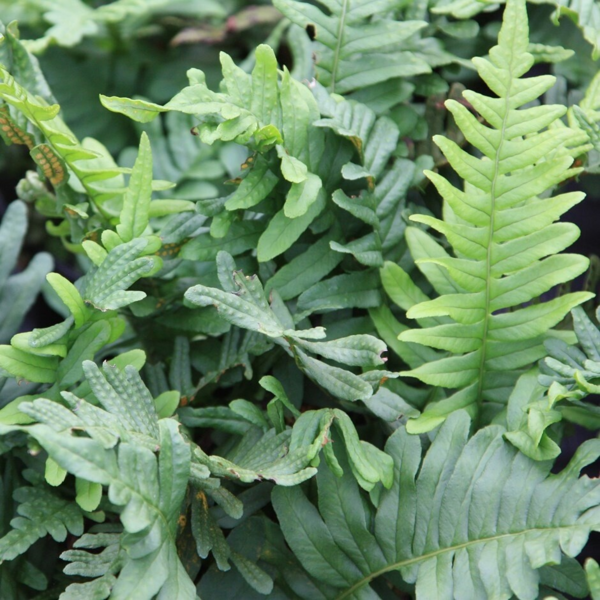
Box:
[1,0,600,598]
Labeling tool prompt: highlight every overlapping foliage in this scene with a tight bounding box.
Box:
[0,0,599,598]
[274,411,600,599]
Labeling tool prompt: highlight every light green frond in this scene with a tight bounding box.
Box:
[384,0,593,432]
[536,306,600,431]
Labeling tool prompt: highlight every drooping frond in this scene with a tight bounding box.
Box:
[184,398,393,492]
[386,0,592,433]
[273,410,600,600]
[185,251,393,406]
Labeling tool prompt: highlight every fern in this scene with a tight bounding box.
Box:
[304,82,428,269]
[384,0,593,433]
[2,0,600,596]
[0,362,199,598]
[500,307,600,464]
[17,0,227,52]
[433,0,600,59]
[0,63,126,211]
[185,251,394,407]
[101,44,339,264]
[0,201,52,346]
[0,486,83,561]
[0,235,161,397]
[273,410,600,599]
[539,306,600,417]
[273,0,434,95]
[0,358,392,595]
[185,396,393,492]
[101,41,420,281]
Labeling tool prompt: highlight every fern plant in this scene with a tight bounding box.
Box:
[1,357,390,598]
[383,0,593,433]
[1,0,600,598]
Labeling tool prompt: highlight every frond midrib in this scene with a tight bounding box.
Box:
[475,60,515,416]
[335,523,578,599]
[330,0,349,94]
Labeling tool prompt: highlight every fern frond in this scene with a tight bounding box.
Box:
[0,417,196,598]
[434,0,600,59]
[0,486,83,561]
[0,201,52,345]
[273,0,433,94]
[536,306,600,425]
[0,32,187,236]
[187,400,393,491]
[0,64,127,209]
[185,251,390,406]
[388,0,593,433]
[18,360,161,448]
[102,44,332,262]
[0,236,161,389]
[500,310,600,462]
[273,410,600,599]
[2,361,307,597]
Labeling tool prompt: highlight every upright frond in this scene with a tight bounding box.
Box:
[386,0,593,432]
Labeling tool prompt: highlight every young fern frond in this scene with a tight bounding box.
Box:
[390,0,593,433]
